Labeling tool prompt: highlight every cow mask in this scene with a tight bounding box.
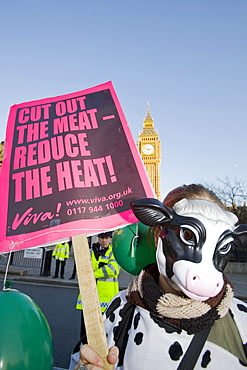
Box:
[130,198,247,301]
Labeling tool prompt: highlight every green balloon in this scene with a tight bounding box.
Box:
[0,289,53,370]
[112,222,156,275]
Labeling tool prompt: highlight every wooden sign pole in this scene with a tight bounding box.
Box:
[72,234,113,370]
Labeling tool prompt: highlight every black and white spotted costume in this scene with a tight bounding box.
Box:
[106,266,247,369]
[70,264,247,369]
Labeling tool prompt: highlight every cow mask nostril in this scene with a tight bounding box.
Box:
[193,276,197,280]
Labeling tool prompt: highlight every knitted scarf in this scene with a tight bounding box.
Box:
[126,264,234,334]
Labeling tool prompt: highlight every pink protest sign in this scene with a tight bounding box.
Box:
[0,82,155,252]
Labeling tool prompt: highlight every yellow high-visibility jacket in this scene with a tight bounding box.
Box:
[52,242,70,261]
[76,244,120,313]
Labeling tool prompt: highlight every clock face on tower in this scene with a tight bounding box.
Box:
[142,144,155,155]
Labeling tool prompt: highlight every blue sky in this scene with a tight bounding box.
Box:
[0,0,246,199]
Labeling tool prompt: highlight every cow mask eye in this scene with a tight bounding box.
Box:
[180,225,198,246]
[218,243,232,254]
[216,234,234,256]
[214,234,234,272]
[217,237,233,255]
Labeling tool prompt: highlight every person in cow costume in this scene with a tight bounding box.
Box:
[72,184,247,370]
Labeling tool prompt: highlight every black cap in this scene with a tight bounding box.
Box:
[97,231,113,238]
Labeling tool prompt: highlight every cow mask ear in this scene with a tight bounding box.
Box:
[130,198,174,227]
[233,224,247,251]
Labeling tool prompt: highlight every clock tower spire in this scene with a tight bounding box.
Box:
[137,104,161,199]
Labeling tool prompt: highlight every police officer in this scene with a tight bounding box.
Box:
[76,231,120,338]
[52,241,70,279]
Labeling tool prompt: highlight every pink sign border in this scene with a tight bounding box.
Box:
[0,81,155,252]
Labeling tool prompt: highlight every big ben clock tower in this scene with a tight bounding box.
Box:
[137,104,161,199]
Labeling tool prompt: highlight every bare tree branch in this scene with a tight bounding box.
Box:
[205,176,247,222]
